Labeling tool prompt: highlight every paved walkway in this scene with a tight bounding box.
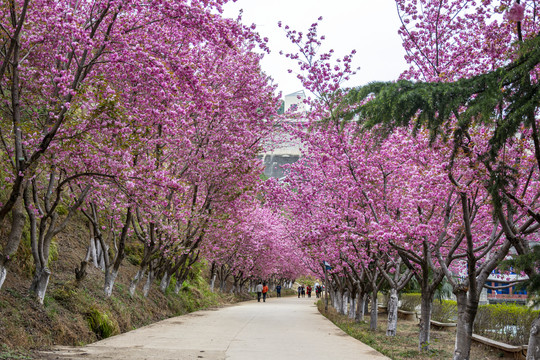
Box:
[42,296,389,360]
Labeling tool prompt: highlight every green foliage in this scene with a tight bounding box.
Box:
[296,275,317,287]
[55,204,69,216]
[431,300,457,323]
[400,293,421,312]
[473,303,539,345]
[500,245,540,304]
[48,239,58,266]
[348,34,540,155]
[434,280,453,304]
[400,276,420,294]
[50,285,77,306]
[86,307,120,340]
[344,33,540,212]
[125,242,143,266]
[0,345,31,360]
[12,228,33,278]
[377,292,388,307]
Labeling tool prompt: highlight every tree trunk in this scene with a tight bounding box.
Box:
[97,240,106,271]
[419,290,434,351]
[210,274,216,292]
[129,268,145,296]
[143,269,154,297]
[174,276,183,294]
[335,289,342,312]
[528,314,540,360]
[104,269,118,297]
[342,291,349,315]
[231,277,239,294]
[33,267,51,304]
[336,290,343,313]
[453,289,474,360]
[0,264,7,291]
[75,260,88,282]
[370,290,378,331]
[386,288,399,336]
[358,293,368,321]
[349,295,356,320]
[89,236,98,268]
[355,290,363,322]
[0,196,26,292]
[160,272,171,293]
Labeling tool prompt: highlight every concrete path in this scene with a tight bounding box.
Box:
[42,296,389,360]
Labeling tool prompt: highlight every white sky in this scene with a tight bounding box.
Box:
[221,0,409,98]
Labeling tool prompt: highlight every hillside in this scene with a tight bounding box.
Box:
[0,212,250,359]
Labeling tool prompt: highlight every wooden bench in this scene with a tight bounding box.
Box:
[397,309,417,321]
[471,334,527,359]
[429,319,457,330]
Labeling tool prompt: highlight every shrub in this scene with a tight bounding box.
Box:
[47,239,59,267]
[400,293,421,312]
[50,285,77,306]
[87,307,120,340]
[124,243,143,266]
[377,292,388,307]
[13,229,33,278]
[55,205,68,216]
[431,300,457,323]
[473,303,539,345]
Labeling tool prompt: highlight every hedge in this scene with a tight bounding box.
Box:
[400,293,421,312]
[473,303,540,345]
[431,300,457,323]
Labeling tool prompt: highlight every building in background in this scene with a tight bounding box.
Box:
[261,91,306,179]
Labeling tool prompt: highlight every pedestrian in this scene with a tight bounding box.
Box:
[307,285,312,298]
[256,282,263,302]
[301,285,306,298]
[262,282,269,302]
[276,284,282,297]
[298,285,302,298]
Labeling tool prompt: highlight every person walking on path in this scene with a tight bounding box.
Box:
[307,285,312,298]
[297,285,302,298]
[276,284,282,297]
[262,283,269,302]
[256,282,263,302]
[301,286,306,298]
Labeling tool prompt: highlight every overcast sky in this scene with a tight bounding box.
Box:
[221,1,409,97]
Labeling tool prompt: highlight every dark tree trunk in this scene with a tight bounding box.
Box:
[370,289,378,331]
[419,290,434,351]
[349,291,357,320]
[75,260,87,282]
[453,287,475,360]
[355,290,364,322]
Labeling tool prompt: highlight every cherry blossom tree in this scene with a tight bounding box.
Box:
[343,1,540,358]
[0,0,281,304]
